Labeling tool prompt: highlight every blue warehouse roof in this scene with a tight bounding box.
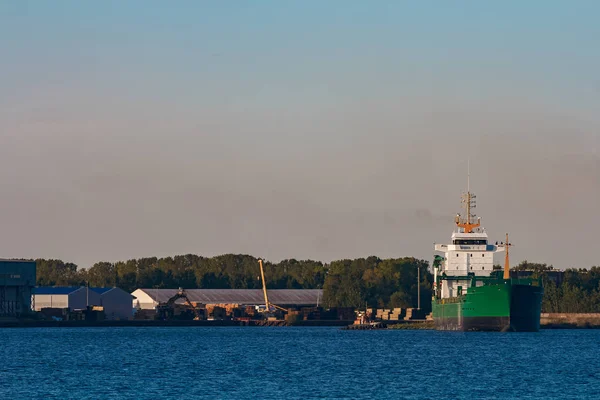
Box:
[34,286,133,297]
[91,287,114,294]
[34,287,83,295]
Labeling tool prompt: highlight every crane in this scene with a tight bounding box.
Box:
[258,259,288,314]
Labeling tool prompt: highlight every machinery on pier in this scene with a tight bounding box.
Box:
[155,287,202,320]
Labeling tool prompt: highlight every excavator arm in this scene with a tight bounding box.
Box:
[159,288,202,320]
[182,296,201,320]
[269,302,288,313]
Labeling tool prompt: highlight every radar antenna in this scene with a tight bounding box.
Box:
[468,158,470,193]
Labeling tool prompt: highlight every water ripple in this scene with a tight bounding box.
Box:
[0,327,598,399]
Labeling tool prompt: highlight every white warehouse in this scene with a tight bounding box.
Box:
[131,288,324,310]
[34,287,101,311]
[34,287,134,320]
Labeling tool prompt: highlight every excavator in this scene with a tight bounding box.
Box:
[155,287,202,320]
[258,259,288,315]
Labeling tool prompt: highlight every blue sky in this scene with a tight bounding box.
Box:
[3,1,599,109]
[1,2,598,268]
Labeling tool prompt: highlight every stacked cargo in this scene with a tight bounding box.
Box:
[376,309,392,320]
[382,309,391,320]
[388,308,406,321]
[206,303,240,314]
[285,310,301,324]
[374,308,406,321]
[206,305,226,320]
[244,306,256,317]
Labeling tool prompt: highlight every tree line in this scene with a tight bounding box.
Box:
[321,256,432,311]
[35,255,325,293]
[513,261,600,313]
[33,256,600,313]
[34,254,431,310]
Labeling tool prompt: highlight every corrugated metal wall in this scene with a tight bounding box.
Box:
[0,260,36,316]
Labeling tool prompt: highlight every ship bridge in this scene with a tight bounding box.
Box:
[451,231,488,244]
[434,232,502,253]
[432,187,507,299]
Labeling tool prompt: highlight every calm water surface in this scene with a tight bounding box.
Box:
[1,327,598,399]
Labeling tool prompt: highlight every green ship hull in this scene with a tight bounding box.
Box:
[432,279,543,332]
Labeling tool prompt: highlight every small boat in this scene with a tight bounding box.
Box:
[343,310,387,330]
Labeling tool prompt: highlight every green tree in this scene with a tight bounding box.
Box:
[36,259,84,286]
[389,291,411,308]
[87,262,116,287]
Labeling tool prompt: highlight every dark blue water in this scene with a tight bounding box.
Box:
[1,327,599,399]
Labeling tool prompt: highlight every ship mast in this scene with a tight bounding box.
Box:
[455,161,481,233]
[503,233,512,280]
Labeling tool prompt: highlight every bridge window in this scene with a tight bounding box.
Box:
[453,239,488,245]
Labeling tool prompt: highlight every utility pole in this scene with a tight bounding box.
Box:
[417,266,421,310]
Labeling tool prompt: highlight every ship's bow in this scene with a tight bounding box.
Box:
[510,283,543,332]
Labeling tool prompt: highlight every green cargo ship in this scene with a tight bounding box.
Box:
[431,188,543,332]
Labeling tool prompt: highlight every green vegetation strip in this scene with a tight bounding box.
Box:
[31,257,600,314]
[387,321,435,330]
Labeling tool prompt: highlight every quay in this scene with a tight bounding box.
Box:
[0,319,353,328]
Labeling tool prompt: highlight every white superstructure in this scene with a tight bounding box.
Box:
[433,189,505,299]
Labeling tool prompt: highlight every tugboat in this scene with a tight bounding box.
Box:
[431,183,543,331]
[343,309,386,330]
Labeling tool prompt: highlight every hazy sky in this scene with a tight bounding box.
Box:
[1,1,598,269]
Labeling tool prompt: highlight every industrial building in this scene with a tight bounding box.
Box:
[34,286,134,320]
[0,259,36,317]
[131,288,324,310]
[34,287,101,311]
[92,287,135,320]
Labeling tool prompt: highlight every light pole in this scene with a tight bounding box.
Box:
[417,265,420,310]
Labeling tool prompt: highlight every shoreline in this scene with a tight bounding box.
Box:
[3,313,600,329]
[0,319,353,328]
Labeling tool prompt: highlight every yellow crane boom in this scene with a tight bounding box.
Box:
[258,259,270,309]
[258,259,288,313]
